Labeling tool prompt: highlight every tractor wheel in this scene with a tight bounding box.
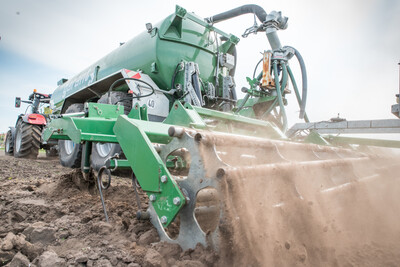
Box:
[59,104,84,168]
[91,92,131,171]
[5,129,14,156]
[13,120,41,159]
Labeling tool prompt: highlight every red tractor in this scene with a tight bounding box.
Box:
[5,90,58,158]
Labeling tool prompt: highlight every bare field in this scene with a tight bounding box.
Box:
[1,151,400,266]
[0,153,216,267]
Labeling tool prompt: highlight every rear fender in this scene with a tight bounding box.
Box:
[21,114,47,125]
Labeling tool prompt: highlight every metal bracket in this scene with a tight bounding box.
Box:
[221,76,235,111]
[184,62,203,106]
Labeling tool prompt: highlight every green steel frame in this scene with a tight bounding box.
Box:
[43,101,284,226]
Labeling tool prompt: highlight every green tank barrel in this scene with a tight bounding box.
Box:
[51,6,238,113]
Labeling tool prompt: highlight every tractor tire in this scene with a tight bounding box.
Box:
[13,120,41,159]
[5,129,14,156]
[59,104,84,168]
[90,92,132,172]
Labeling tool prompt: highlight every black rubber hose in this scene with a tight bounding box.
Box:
[108,77,155,104]
[205,5,267,24]
[171,62,182,89]
[285,46,307,119]
[253,58,263,79]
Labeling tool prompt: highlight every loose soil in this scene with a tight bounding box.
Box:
[1,150,400,266]
[0,152,215,267]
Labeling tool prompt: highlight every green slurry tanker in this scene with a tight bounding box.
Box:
[35,5,399,250]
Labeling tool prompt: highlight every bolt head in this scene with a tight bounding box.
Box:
[160,216,168,224]
[149,194,156,202]
[161,175,168,183]
[173,197,181,206]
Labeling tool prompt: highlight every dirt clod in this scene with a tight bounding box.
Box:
[20,241,43,261]
[176,259,206,267]
[2,149,400,266]
[9,252,30,267]
[30,227,56,245]
[138,229,159,246]
[11,210,27,222]
[36,250,66,267]
[143,248,162,267]
[1,232,15,251]
[91,221,113,235]
[74,251,88,263]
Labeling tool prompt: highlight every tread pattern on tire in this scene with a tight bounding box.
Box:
[100,91,132,115]
[59,104,84,168]
[14,121,41,159]
[5,129,14,156]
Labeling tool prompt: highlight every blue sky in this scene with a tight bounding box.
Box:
[0,0,399,139]
[0,47,66,130]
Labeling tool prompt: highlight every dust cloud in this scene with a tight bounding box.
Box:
[218,148,400,266]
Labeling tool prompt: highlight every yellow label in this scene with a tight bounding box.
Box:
[44,107,52,115]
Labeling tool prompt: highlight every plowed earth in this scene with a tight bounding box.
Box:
[1,150,400,267]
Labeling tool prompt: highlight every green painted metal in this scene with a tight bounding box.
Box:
[236,96,276,111]
[164,101,207,128]
[88,103,124,119]
[193,105,286,139]
[43,117,118,143]
[45,111,185,226]
[82,142,92,173]
[45,98,287,144]
[43,99,292,227]
[325,135,400,148]
[131,120,172,144]
[44,113,175,146]
[260,99,278,119]
[235,77,278,120]
[113,115,185,226]
[236,105,256,118]
[304,131,330,146]
[178,7,240,48]
[51,5,238,113]
[109,159,131,169]
[195,105,268,126]
[162,101,285,139]
[128,103,141,119]
[109,154,187,170]
[140,104,148,121]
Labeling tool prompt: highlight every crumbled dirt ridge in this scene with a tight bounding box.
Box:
[1,149,400,267]
[0,152,215,267]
